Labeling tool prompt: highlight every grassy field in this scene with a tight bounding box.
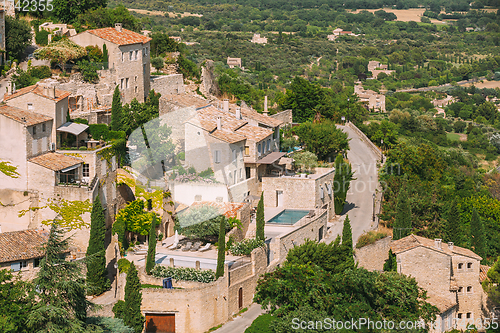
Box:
[447,133,462,141]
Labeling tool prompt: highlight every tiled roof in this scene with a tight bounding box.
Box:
[235,123,273,142]
[391,235,482,260]
[87,27,152,46]
[29,152,83,171]
[0,229,48,263]
[426,294,457,313]
[4,84,70,102]
[190,201,245,218]
[480,265,490,283]
[161,94,209,109]
[0,104,52,126]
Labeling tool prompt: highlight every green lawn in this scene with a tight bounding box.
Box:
[447,133,461,141]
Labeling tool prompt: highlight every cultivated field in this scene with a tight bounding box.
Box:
[463,80,500,89]
[128,8,203,17]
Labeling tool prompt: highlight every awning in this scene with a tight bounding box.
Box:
[256,152,286,164]
[60,164,80,173]
[57,122,89,136]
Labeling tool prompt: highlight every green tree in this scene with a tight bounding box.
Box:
[483,257,500,307]
[110,86,123,132]
[281,77,324,123]
[34,39,86,74]
[5,17,32,61]
[470,208,487,260]
[333,155,355,215]
[295,121,350,160]
[151,57,164,72]
[256,192,265,241]
[86,196,110,296]
[146,215,157,275]
[383,249,397,272]
[0,270,32,333]
[27,221,93,332]
[393,183,412,240]
[342,215,353,262]
[293,151,317,172]
[123,262,144,333]
[444,197,463,246]
[215,216,226,279]
[52,0,108,23]
[102,43,108,66]
[150,32,178,56]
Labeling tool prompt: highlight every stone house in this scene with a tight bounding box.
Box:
[70,23,152,104]
[391,235,486,332]
[0,229,49,281]
[39,22,77,37]
[227,57,242,69]
[355,84,386,112]
[251,33,267,44]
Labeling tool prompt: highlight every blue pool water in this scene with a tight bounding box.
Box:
[267,210,310,225]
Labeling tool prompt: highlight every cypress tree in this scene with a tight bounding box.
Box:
[110,85,122,132]
[470,208,487,261]
[393,183,412,240]
[86,196,110,296]
[215,216,225,279]
[445,197,462,246]
[383,249,397,272]
[102,43,109,67]
[256,192,265,241]
[146,215,157,275]
[333,155,354,215]
[342,215,353,254]
[124,262,144,333]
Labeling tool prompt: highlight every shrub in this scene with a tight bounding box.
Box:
[88,124,109,140]
[112,300,126,319]
[229,238,265,256]
[245,313,276,332]
[198,168,213,178]
[73,118,89,125]
[35,29,50,46]
[86,316,134,333]
[117,258,131,274]
[150,265,216,283]
[29,65,52,79]
[355,231,388,248]
[77,59,99,83]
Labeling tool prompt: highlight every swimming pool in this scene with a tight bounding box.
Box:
[267,209,310,225]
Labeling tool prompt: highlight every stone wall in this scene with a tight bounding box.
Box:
[150,74,185,96]
[355,236,391,271]
[226,202,251,242]
[270,109,293,127]
[200,60,219,97]
[452,256,484,320]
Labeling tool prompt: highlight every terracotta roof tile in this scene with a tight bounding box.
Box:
[0,104,52,126]
[4,84,70,102]
[391,235,482,260]
[235,123,273,142]
[190,201,245,218]
[161,94,209,109]
[426,294,457,313]
[29,152,83,171]
[87,27,152,46]
[0,229,48,263]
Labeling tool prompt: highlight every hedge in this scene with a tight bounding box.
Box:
[229,238,265,256]
[151,265,215,283]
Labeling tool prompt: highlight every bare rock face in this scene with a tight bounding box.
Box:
[200,60,219,98]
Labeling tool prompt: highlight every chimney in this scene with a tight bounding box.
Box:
[47,86,55,99]
[236,107,241,119]
[115,23,123,32]
[216,116,221,130]
[223,99,229,113]
[434,239,442,250]
[448,242,454,251]
[264,95,268,114]
[12,82,16,93]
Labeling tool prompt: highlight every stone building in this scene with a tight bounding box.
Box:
[251,33,267,44]
[391,235,486,332]
[70,23,152,104]
[39,22,77,37]
[355,84,386,112]
[0,229,49,281]
[227,57,242,69]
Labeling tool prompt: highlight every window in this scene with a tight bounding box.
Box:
[234,170,237,184]
[126,78,129,89]
[82,164,89,178]
[258,144,261,156]
[240,147,244,161]
[458,263,464,270]
[130,51,133,60]
[135,86,138,93]
[27,102,33,110]
[320,186,324,199]
[467,262,472,269]
[466,313,471,319]
[267,139,270,151]
[34,258,40,268]
[232,149,237,164]
[32,139,38,155]
[11,261,27,272]
[467,286,472,293]
[458,286,463,293]
[457,313,462,319]
[120,78,124,89]
[214,150,221,164]
[32,125,36,135]
[135,76,137,82]
[135,50,138,60]
[326,183,332,195]
[42,123,46,132]
[245,146,250,156]
[122,52,124,62]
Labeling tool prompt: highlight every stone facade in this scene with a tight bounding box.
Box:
[354,85,386,112]
[227,57,242,69]
[70,24,151,104]
[270,109,293,128]
[251,33,267,44]
[150,74,185,96]
[355,236,391,271]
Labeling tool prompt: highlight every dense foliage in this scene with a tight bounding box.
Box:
[333,155,355,215]
[229,238,265,256]
[151,265,216,283]
[122,262,144,333]
[5,16,32,61]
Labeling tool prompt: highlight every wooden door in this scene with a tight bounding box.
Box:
[145,313,175,333]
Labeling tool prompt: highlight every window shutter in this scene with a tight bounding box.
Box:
[11,262,21,272]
